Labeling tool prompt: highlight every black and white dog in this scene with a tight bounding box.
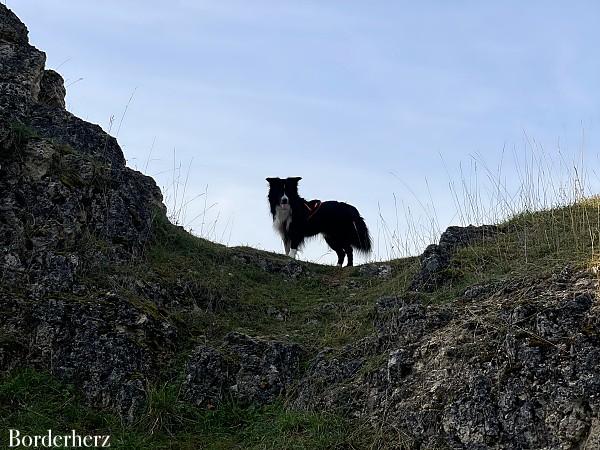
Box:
[266,177,371,266]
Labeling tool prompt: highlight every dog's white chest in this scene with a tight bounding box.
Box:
[273,206,292,238]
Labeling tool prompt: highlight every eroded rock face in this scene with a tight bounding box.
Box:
[183,332,303,407]
[0,291,178,422]
[292,341,372,414]
[0,4,169,422]
[0,4,28,44]
[294,269,600,449]
[0,5,45,113]
[182,346,234,409]
[0,4,165,296]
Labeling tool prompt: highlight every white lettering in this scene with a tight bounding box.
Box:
[72,429,81,447]
[5,429,111,448]
[42,430,52,447]
[53,434,63,447]
[9,429,20,448]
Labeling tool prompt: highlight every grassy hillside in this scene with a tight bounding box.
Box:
[2,198,600,449]
[113,197,600,348]
[435,197,600,298]
[0,369,371,449]
[82,213,420,352]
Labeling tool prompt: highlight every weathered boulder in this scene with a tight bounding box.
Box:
[182,345,234,409]
[0,290,178,422]
[292,343,370,414]
[39,69,66,108]
[183,332,304,407]
[358,262,393,279]
[410,224,498,292]
[231,251,305,278]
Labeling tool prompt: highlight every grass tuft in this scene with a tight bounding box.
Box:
[0,369,371,449]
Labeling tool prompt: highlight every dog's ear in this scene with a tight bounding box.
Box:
[288,177,302,183]
[266,177,280,184]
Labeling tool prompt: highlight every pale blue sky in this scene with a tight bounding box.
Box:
[10,1,600,263]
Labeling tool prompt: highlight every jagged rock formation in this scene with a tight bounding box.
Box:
[2,5,600,449]
[0,4,164,296]
[294,268,600,449]
[0,4,169,420]
[410,224,499,292]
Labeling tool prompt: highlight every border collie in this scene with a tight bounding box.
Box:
[266,177,372,266]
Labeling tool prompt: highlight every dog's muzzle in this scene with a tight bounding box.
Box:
[280,195,289,208]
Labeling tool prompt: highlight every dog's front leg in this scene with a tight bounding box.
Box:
[289,235,302,259]
[286,225,303,260]
[284,240,291,255]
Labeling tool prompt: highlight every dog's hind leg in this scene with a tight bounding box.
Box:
[334,249,346,267]
[344,246,354,267]
[324,235,346,267]
[284,239,291,255]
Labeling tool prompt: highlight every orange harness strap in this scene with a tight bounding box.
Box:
[304,200,322,220]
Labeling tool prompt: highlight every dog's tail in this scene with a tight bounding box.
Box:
[351,215,372,254]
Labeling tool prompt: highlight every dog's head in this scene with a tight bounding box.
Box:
[266,177,302,211]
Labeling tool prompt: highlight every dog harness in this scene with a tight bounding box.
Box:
[304,200,322,220]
